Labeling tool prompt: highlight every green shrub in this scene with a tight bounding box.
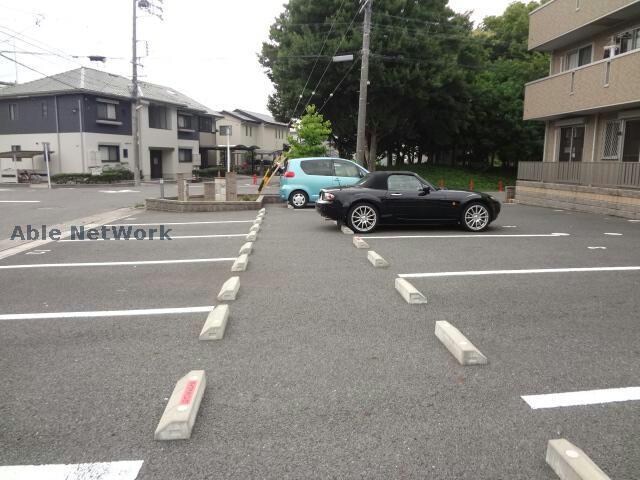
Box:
[51,169,134,184]
[193,167,225,178]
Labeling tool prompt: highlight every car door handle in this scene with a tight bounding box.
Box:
[390,193,403,196]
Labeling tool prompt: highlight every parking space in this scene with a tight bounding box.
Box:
[1,198,638,479]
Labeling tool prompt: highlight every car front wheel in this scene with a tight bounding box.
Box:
[348,203,378,233]
[462,203,490,231]
[289,190,308,209]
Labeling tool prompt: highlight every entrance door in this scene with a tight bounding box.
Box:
[622,120,640,162]
[558,126,585,162]
[150,149,163,179]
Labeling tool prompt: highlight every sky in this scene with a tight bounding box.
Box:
[0,0,514,115]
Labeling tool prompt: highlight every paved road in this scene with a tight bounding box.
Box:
[0,198,637,479]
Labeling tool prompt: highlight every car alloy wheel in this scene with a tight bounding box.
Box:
[463,204,490,231]
[350,204,378,233]
[290,191,308,209]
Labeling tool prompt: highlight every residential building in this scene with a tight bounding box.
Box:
[0,67,222,182]
[519,0,640,218]
[216,109,289,170]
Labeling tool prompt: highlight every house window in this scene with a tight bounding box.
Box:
[99,145,120,163]
[564,45,592,71]
[558,126,585,162]
[9,103,17,120]
[97,101,118,121]
[42,102,48,119]
[622,119,640,163]
[149,105,168,129]
[178,148,193,163]
[245,125,253,137]
[177,113,193,130]
[123,149,128,159]
[616,27,640,54]
[602,120,622,160]
[198,116,213,133]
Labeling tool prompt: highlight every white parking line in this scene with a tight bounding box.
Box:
[105,220,254,226]
[604,232,623,236]
[522,386,640,410]
[0,306,214,321]
[58,234,247,242]
[0,258,236,270]
[0,460,143,479]
[364,233,570,240]
[0,200,41,203]
[399,266,640,279]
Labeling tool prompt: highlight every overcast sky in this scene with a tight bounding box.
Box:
[0,0,514,115]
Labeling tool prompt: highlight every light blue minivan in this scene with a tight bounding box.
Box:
[279,157,368,208]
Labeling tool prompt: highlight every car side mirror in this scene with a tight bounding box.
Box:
[420,186,431,195]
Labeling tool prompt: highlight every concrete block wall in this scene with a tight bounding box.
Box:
[516,180,640,219]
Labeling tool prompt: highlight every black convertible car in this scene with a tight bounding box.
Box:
[315,171,501,233]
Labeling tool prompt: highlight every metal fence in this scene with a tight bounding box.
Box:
[518,161,640,189]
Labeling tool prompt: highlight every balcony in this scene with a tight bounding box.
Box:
[529,0,640,51]
[518,161,640,189]
[523,49,640,121]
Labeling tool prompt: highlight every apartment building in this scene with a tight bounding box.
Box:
[519,0,640,217]
[216,109,289,169]
[0,67,222,182]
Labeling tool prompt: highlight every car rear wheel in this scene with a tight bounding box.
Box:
[348,203,378,233]
[462,203,490,231]
[289,190,308,209]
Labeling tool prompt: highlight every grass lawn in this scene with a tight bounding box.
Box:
[378,164,515,191]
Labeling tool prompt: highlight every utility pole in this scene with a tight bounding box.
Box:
[131,0,141,186]
[355,0,372,167]
[131,0,163,186]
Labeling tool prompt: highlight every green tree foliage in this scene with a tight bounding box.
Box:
[287,105,333,159]
[261,0,549,171]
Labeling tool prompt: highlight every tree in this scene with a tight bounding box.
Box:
[260,0,475,169]
[287,105,333,159]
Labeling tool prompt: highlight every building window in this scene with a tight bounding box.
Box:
[9,103,17,121]
[97,101,118,121]
[602,120,622,160]
[177,113,193,130]
[10,145,21,162]
[198,116,213,133]
[178,148,193,163]
[245,125,253,137]
[99,145,120,163]
[123,148,129,159]
[564,45,592,71]
[149,105,168,129]
[42,102,48,119]
[622,119,640,163]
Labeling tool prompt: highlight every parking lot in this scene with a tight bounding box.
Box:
[0,196,638,479]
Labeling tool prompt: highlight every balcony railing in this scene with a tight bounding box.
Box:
[523,49,640,120]
[528,0,640,51]
[518,161,640,189]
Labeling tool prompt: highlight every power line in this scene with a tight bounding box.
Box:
[300,3,363,115]
[318,57,360,113]
[288,0,349,124]
[0,52,84,90]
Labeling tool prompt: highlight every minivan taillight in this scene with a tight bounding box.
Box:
[284,171,295,178]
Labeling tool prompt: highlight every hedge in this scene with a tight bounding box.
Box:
[193,167,226,178]
[51,170,134,184]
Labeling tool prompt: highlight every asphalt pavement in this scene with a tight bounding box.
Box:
[0,195,638,479]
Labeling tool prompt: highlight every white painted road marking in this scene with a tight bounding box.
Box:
[99,190,141,193]
[501,225,518,228]
[25,250,50,255]
[604,232,623,236]
[522,386,640,410]
[105,220,254,226]
[0,460,143,479]
[588,247,607,250]
[0,200,41,203]
[0,257,236,270]
[58,234,247,242]
[399,266,640,279]
[0,306,215,321]
[364,233,570,240]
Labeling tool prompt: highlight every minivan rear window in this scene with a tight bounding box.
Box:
[300,159,333,176]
